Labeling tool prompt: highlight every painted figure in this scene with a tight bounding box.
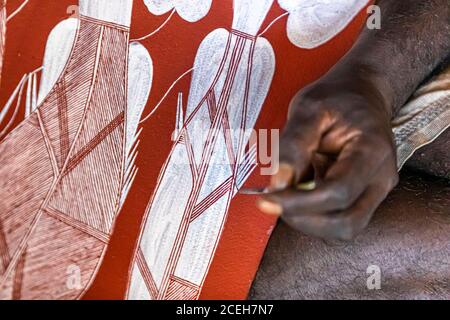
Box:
[0,0,152,299]
[128,0,275,300]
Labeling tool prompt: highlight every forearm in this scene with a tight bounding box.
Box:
[322,0,450,117]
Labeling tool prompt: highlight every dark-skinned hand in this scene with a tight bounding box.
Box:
[255,0,450,241]
[257,77,399,241]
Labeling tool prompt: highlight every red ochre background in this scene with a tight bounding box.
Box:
[0,0,370,300]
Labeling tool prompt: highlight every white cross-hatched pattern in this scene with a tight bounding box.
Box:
[127,0,275,300]
[0,0,153,299]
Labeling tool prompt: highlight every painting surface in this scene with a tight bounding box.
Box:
[0,0,371,299]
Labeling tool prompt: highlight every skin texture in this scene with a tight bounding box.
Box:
[406,118,450,180]
[250,170,450,300]
[257,0,450,240]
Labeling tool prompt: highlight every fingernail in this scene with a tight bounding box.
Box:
[270,163,295,190]
[257,199,283,216]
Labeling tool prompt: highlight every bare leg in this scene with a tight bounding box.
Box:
[250,171,450,299]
